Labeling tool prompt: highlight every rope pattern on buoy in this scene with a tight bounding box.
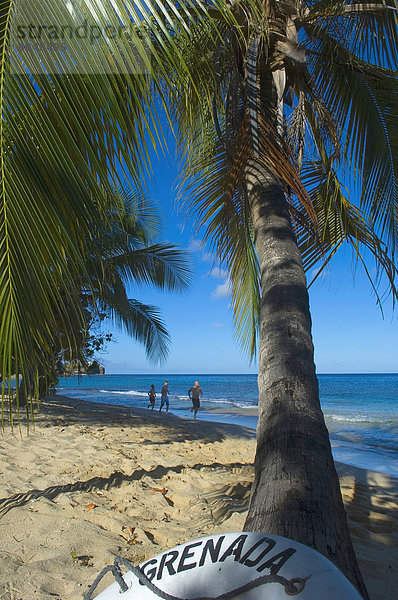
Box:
[84,556,310,600]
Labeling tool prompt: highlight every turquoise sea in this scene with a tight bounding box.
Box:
[57,373,398,477]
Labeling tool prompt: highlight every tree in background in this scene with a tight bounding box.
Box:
[14,183,190,406]
[159,0,398,595]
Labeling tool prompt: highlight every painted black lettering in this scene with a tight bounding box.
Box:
[138,559,157,585]
[177,541,202,572]
[240,537,276,567]
[257,548,296,574]
[157,550,179,580]
[219,534,248,563]
[199,536,225,567]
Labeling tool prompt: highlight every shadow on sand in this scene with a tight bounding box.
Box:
[0,460,252,517]
[5,394,256,445]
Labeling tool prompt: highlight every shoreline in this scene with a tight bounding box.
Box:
[56,386,398,477]
[0,394,397,600]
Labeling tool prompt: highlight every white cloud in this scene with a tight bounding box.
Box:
[201,252,215,263]
[208,267,228,279]
[212,322,224,328]
[187,238,204,253]
[310,266,329,282]
[212,279,232,299]
[187,238,215,263]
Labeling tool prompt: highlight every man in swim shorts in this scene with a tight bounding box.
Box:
[188,381,203,420]
[159,380,170,415]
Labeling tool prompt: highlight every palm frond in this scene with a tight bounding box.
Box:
[109,244,191,291]
[100,294,170,364]
[1,0,203,422]
[305,0,398,69]
[300,158,398,305]
[308,34,398,252]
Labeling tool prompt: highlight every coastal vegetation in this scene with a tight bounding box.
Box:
[19,186,190,400]
[0,1,397,598]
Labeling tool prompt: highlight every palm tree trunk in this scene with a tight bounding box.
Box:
[243,165,369,599]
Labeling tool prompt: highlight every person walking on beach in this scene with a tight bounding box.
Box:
[147,384,156,410]
[159,380,170,415]
[188,381,203,420]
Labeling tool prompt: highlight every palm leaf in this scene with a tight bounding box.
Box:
[308,33,398,252]
[300,157,398,305]
[305,0,398,69]
[0,0,202,423]
[100,294,170,363]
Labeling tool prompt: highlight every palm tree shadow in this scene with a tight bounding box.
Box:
[20,395,256,445]
[336,463,398,598]
[0,461,250,518]
[337,462,397,545]
[1,395,255,518]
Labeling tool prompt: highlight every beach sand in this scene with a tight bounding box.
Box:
[0,395,397,600]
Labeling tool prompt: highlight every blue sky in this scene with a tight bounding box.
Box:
[100,140,398,375]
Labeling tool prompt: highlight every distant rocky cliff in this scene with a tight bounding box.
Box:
[56,360,105,376]
[86,361,105,375]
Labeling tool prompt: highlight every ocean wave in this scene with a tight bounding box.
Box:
[201,398,234,405]
[168,395,236,405]
[195,398,257,409]
[325,413,397,425]
[99,389,147,397]
[58,388,101,396]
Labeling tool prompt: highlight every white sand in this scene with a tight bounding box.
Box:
[0,395,396,600]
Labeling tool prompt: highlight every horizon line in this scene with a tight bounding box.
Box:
[67,371,398,376]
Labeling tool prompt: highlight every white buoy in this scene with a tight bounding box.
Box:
[91,532,363,599]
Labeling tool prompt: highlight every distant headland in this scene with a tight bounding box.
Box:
[56,359,105,376]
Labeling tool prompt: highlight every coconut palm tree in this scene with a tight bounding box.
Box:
[81,183,191,364]
[158,0,398,595]
[26,184,190,401]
